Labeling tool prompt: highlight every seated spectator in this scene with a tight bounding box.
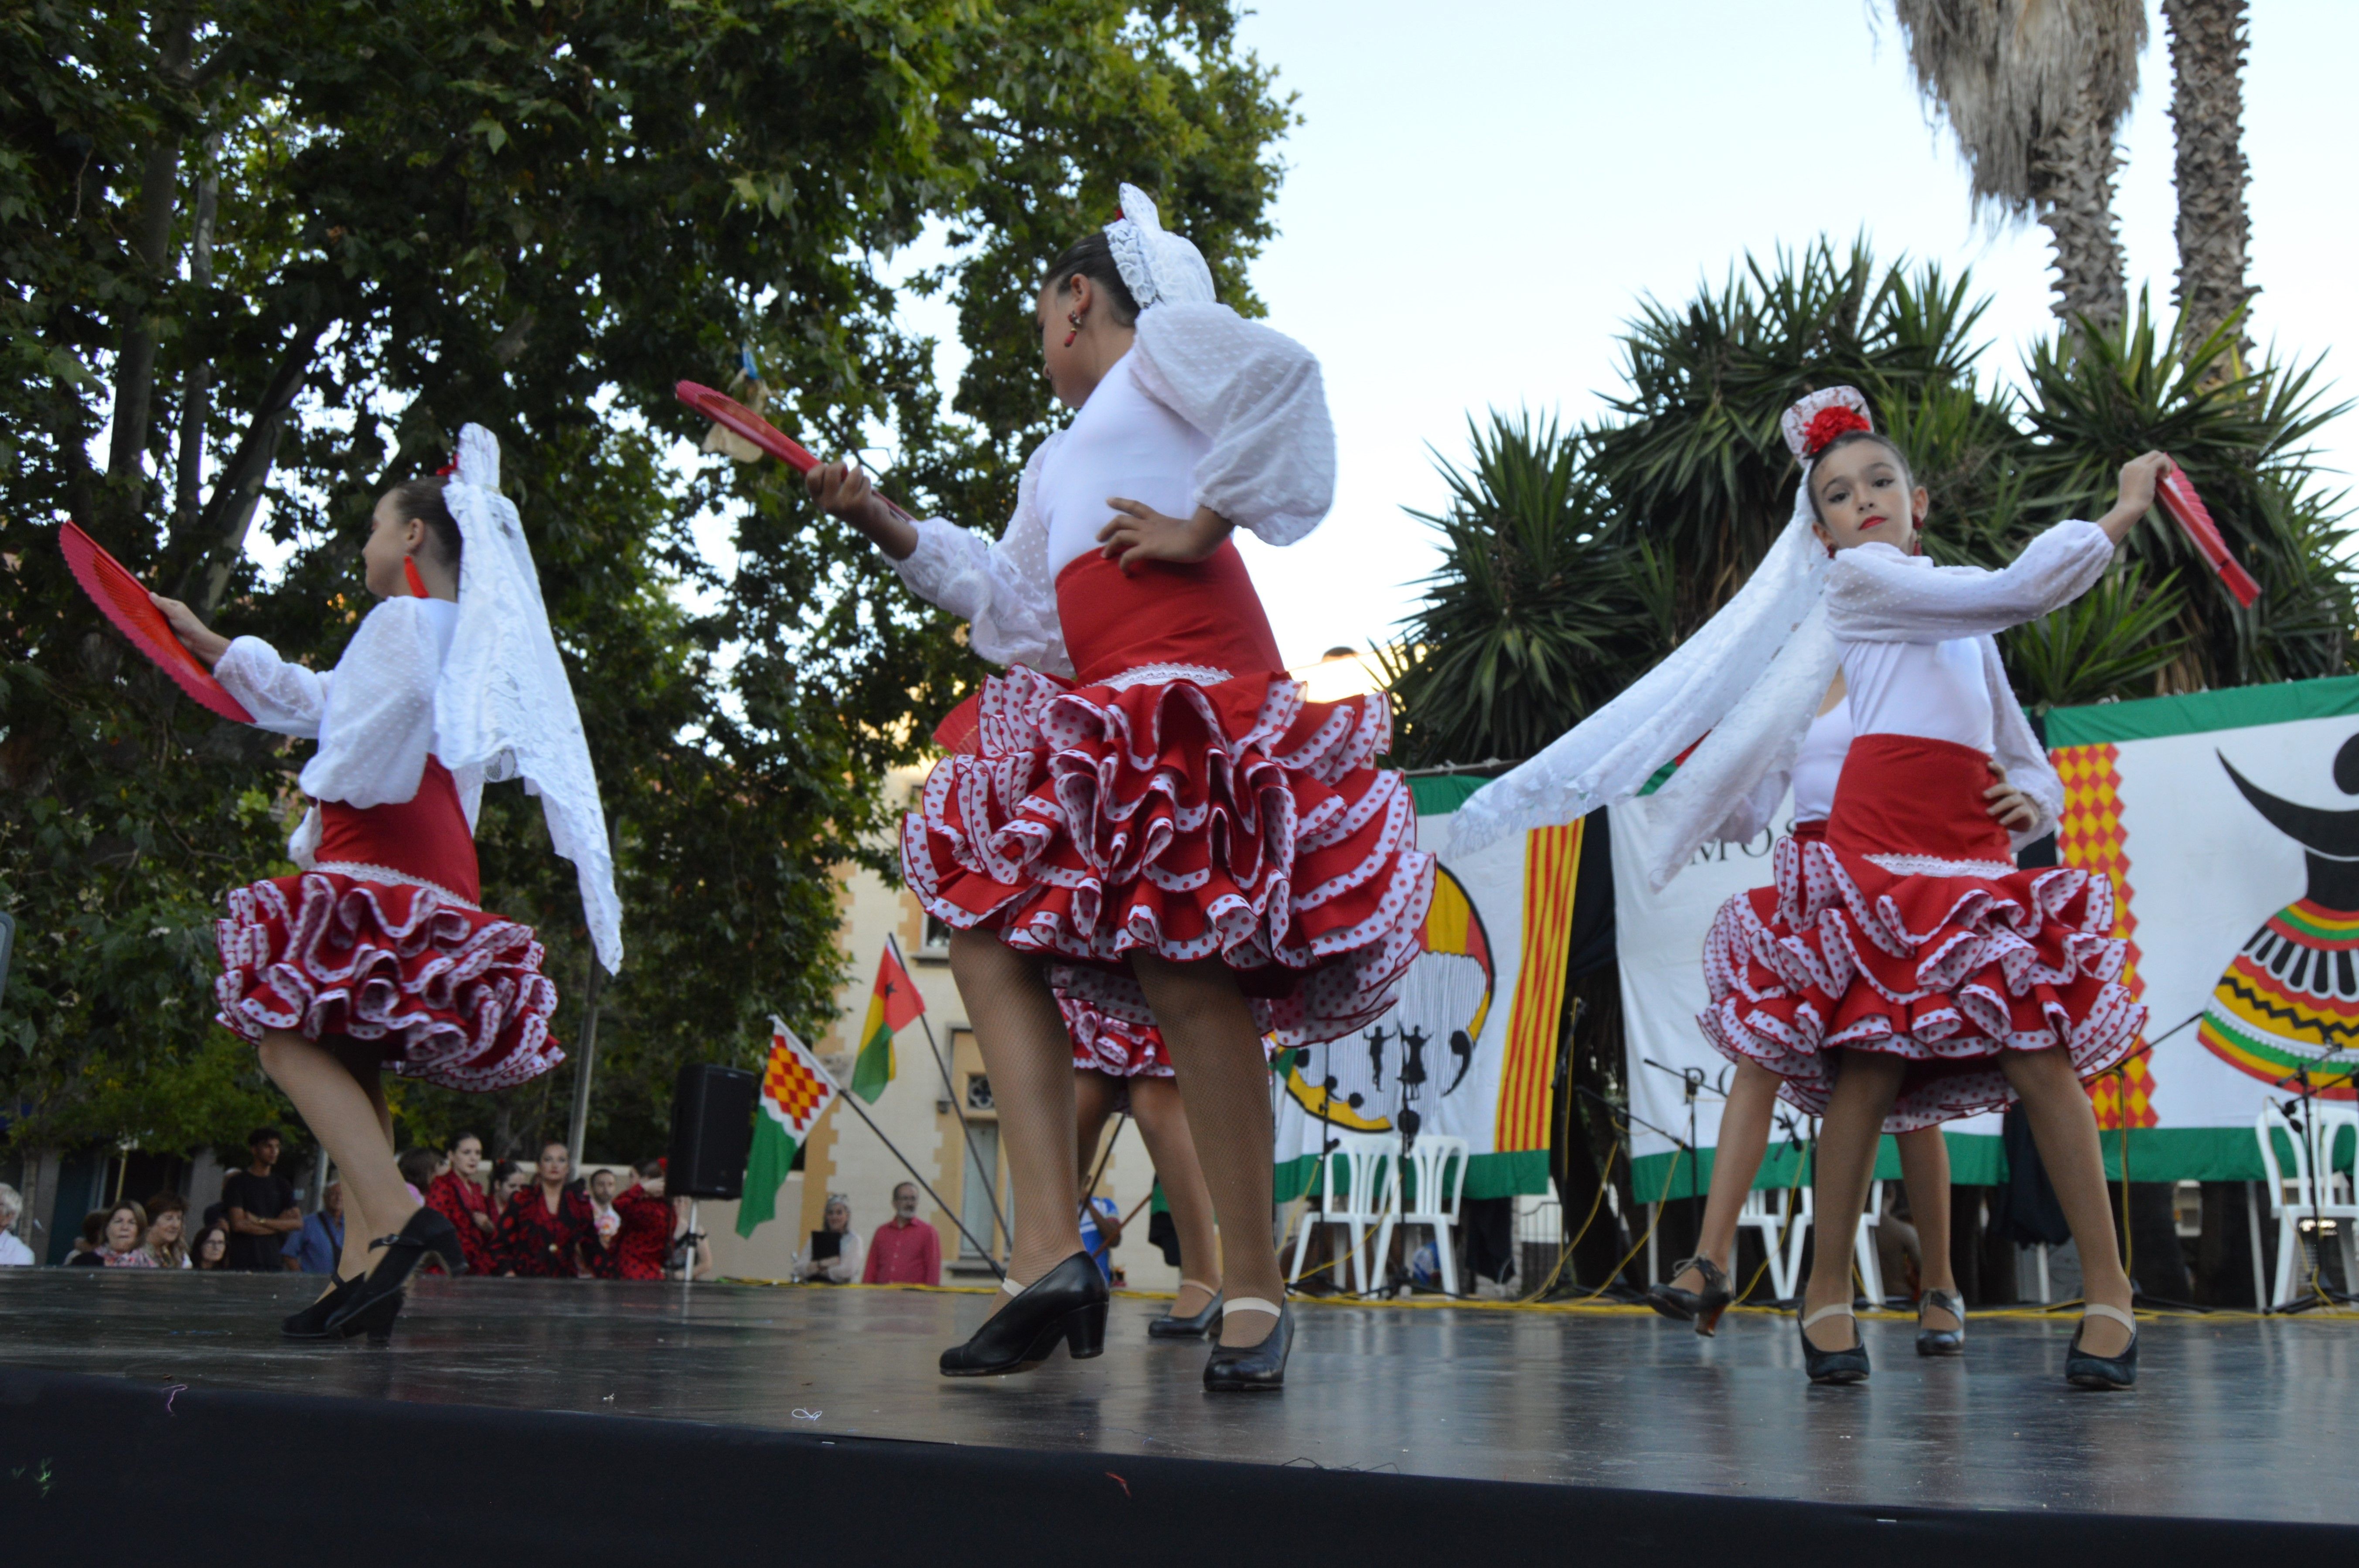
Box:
[221,1128,302,1272]
[583,1169,623,1278]
[190,1223,232,1270]
[282,1182,347,1276]
[68,1202,157,1268]
[608,1160,672,1282]
[142,1192,192,1269]
[492,1160,530,1210]
[0,1184,32,1266]
[68,1208,106,1261]
[793,1194,864,1284]
[495,1142,594,1278]
[861,1182,942,1287]
[396,1149,438,1207]
[425,1134,501,1276]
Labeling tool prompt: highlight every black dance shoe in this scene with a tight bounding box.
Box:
[1202,1299,1290,1392]
[2064,1304,2138,1390]
[1647,1256,1735,1337]
[281,1273,362,1340]
[1915,1287,1966,1357]
[939,1253,1109,1377]
[322,1207,466,1340]
[1798,1305,1870,1385]
[1148,1282,1224,1340]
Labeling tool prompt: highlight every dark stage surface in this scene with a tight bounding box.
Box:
[2,1270,2353,1527]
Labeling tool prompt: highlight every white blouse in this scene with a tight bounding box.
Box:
[214,597,484,865]
[1038,351,1209,575]
[1825,519,2117,844]
[1790,697,1854,825]
[893,303,1336,675]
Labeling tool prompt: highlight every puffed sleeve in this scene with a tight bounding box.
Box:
[892,438,1074,677]
[1129,303,1336,547]
[1829,520,2116,643]
[214,637,332,739]
[296,598,443,810]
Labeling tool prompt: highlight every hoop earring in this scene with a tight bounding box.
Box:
[404,557,430,599]
[1063,310,1081,349]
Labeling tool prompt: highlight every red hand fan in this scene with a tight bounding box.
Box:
[58,522,255,723]
[674,380,913,522]
[2156,467,2261,609]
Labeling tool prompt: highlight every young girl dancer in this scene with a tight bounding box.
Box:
[807,186,1432,1389]
[1456,387,2161,1389]
[1061,999,1225,1337]
[156,425,620,1340]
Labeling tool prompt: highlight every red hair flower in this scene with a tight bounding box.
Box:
[1801,405,1871,459]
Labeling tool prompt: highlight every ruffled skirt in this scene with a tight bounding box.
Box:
[216,871,564,1093]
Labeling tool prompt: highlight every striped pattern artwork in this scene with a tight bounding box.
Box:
[1493,818,1585,1153]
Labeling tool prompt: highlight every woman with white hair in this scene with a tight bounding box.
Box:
[792,1194,863,1283]
[0,1185,31,1266]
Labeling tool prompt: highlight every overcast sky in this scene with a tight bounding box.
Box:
[1216,0,2359,665]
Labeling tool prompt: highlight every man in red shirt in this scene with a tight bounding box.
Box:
[861,1182,942,1286]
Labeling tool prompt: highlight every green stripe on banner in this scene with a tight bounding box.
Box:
[1408,773,1489,815]
[1633,1133,2006,1204]
[2045,673,2359,748]
[1276,1148,1551,1204]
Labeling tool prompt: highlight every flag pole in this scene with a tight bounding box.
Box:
[890,932,1013,1253]
[787,1023,1006,1282]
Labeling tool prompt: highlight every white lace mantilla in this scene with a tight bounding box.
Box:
[1862,853,2021,879]
[310,861,481,909]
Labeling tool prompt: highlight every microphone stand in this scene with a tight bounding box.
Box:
[2270,1048,2358,1313]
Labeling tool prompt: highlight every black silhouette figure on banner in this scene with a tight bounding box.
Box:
[1365,1026,1388,1092]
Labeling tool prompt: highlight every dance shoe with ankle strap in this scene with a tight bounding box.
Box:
[1797,1304,1870,1385]
[281,1272,361,1340]
[1149,1281,1224,1340]
[1202,1299,1290,1391]
[939,1253,1109,1377]
[1915,1287,1966,1358]
[2065,1303,2138,1390]
[1647,1256,1735,1337]
[321,1207,467,1340]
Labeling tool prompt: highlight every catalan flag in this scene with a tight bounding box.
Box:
[736,1017,839,1238]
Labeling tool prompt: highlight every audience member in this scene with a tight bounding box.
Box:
[0,1184,32,1267]
[220,1128,302,1272]
[282,1181,347,1276]
[67,1209,106,1262]
[142,1192,192,1269]
[793,1194,864,1283]
[1077,1190,1122,1284]
[582,1169,623,1278]
[495,1141,594,1278]
[426,1134,501,1276]
[492,1160,530,1209]
[860,1182,941,1286]
[68,1202,157,1268]
[607,1160,672,1281]
[395,1148,438,1206]
[190,1224,232,1270]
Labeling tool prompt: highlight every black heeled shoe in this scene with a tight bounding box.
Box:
[1148,1282,1224,1340]
[939,1253,1109,1377]
[2065,1303,2138,1389]
[1915,1287,1966,1357]
[322,1207,466,1339]
[1647,1256,1735,1337]
[1798,1305,1870,1385]
[1202,1299,1290,1391]
[281,1273,361,1340]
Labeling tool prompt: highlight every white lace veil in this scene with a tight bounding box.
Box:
[435,424,624,972]
[1447,389,1872,891]
[1105,184,1217,311]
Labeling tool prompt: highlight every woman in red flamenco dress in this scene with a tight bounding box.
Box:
[156,424,621,1342]
[494,1141,596,1278]
[423,1132,501,1277]
[805,186,1432,1390]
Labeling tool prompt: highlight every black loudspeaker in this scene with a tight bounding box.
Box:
[666,1064,758,1200]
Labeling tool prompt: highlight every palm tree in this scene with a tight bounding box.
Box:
[1889,0,2147,333]
[2162,0,2256,367]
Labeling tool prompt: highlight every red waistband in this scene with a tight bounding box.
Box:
[1825,734,2012,864]
[315,758,481,904]
[1790,820,1828,846]
[1053,540,1284,688]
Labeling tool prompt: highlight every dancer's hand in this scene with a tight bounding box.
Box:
[1984,767,2039,832]
[805,456,918,559]
[149,592,229,668]
[1097,499,1232,571]
[2096,450,2175,544]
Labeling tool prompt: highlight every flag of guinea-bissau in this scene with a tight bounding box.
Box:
[852,943,924,1103]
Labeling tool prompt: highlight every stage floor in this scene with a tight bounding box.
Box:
[3,1270,2352,1526]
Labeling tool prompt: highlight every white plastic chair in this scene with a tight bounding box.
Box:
[2256,1102,2359,1307]
[1287,1133,1398,1296]
[1728,1180,1884,1303]
[1373,1135,1469,1296]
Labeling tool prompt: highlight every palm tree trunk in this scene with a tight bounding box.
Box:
[2031,73,2130,335]
[2163,0,2255,369]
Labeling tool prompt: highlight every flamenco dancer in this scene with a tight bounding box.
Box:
[1456,387,2160,1389]
[1649,670,1987,1355]
[1062,998,1225,1338]
[805,186,1432,1389]
[155,425,621,1340]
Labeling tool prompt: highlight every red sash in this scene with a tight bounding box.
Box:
[1825,734,2011,864]
[315,757,481,904]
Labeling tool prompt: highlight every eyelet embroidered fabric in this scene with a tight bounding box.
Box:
[1099,662,1232,692]
[1863,852,2022,879]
